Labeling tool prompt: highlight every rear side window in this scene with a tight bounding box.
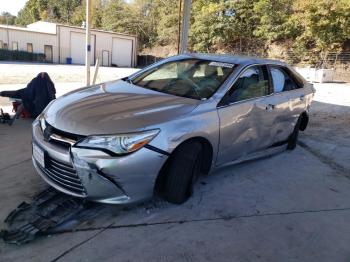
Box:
[222,65,269,104]
[270,67,301,93]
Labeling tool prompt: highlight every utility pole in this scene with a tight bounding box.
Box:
[179,0,191,54]
[6,16,10,49]
[86,0,91,86]
[177,0,182,54]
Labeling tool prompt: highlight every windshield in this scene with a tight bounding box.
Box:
[131,59,235,100]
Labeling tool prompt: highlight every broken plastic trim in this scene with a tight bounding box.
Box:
[0,108,11,124]
[0,187,86,245]
[144,144,170,156]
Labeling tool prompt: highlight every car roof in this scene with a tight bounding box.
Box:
[175,53,287,67]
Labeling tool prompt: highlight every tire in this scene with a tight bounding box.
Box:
[287,116,302,150]
[162,141,203,204]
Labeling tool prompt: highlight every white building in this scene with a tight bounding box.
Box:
[0,21,138,67]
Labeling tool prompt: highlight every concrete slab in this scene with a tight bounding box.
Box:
[0,119,33,170]
[57,210,350,262]
[0,81,350,261]
[1,125,350,261]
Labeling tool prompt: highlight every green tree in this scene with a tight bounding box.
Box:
[0,12,16,25]
[101,0,161,49]
[291,0,350,64]
[101,0,131,32]
[16,0,43,25]
[71,0,105,28]
[225,0,262,54]
[190,0,228,52]
[132,0,159,48]
[190,0,261,54]
[11,0,350,63]
[16,0,81,25]
[253,0,297,42]
[154,0,179,46]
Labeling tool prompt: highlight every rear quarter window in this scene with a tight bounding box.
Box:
[270,66,303,93]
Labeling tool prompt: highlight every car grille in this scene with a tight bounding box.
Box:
[37,156,86,197]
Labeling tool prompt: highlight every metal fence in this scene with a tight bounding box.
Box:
[292,52,350,82]
[326,52,350,64]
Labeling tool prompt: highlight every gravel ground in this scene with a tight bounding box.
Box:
[0,61,139,85]
[0,62,139,113]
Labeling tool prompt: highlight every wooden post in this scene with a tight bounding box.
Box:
[92,57,100,85]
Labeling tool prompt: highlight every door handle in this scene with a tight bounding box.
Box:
[255,102,275,111]
[300,94,305,101]
[266,104,275,111]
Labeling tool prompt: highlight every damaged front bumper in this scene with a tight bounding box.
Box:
[32,120,168,204]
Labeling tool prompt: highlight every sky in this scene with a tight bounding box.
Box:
[0,0,27,15]
[0,0,134,16]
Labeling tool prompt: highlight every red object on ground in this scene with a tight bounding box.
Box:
[12,101,31,118]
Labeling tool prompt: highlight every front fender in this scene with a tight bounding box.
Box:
[147,101,220,167]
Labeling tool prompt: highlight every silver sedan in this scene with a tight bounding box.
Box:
[32,54,314,204]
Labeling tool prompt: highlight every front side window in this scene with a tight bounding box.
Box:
[222,65,269,104]
[270,67,300,93]
[131,59,235,100]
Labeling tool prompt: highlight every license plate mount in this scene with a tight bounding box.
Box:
[33,143,45,168]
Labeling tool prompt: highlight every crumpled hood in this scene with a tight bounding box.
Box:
[44,80,199,135]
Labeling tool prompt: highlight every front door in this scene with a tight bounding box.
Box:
[216,65,275,165]
[44,45,53,63]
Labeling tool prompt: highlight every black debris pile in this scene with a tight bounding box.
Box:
[0,109,11,124]
[0,188,87,245]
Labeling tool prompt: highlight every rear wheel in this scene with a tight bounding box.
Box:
[287,116,302,150]
[162,141,203,204]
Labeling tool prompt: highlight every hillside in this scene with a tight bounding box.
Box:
[2,0,350,65]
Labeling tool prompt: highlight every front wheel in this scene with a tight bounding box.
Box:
[162,141,203,204]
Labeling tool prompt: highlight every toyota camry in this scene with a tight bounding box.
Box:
[32,54,314,204]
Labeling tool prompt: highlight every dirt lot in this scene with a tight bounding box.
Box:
[0,62,350,261]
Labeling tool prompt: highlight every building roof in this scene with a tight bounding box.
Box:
[56,23,137,38]
[0,24,56,35]
[27,21,57,34]
[0,21,136,38]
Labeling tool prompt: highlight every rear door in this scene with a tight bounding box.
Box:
[216,65,277,165]
[267,66,306,143]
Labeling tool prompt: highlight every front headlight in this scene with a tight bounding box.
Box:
[39,115,46,133]
[75,129,160,155]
